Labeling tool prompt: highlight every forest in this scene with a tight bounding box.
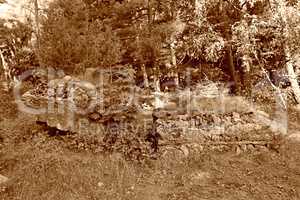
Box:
[0,0,300,199]
[0,0,299,94]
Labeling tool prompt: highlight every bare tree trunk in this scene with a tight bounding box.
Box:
[0,49,11,91]
[33,0,42,67]
[147,0,152,24]
[0,49,10,81]
[141,64,149,88]
[227,44,240,94]
[241,55,251,94]
[170,41,179,87]
[137,7,149,89]
[153,65,163,109]
[286,51,300,103]
[34,0,40,49]
[153,66,161,92]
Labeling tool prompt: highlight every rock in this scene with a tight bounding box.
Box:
[288,133,300,142]
[211,134,220,142]
[180,145,189,157]
[97,182,104,187]
[0,174,8,184]
[247,144,255,152]
[164,102,177,110]
[88,112,102,121]
[189,144,204,152]
[235,145,242,155]
[63,75,72,82]
[258,145,269,152]
[80,81,96,91]
[212,115,221,124]
[190,171,210,185]
[241,144,247,152]
[232,112,241,122]
[84,68,97,79]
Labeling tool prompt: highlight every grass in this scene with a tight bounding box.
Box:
[0,80,300,200]
[1,127,300,200]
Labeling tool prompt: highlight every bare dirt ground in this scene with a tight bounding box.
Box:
[0,83,299,200]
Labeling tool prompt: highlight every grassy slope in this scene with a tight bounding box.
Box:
[0,83,299,200]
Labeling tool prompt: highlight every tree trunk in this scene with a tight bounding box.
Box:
[153,66,161,92]
[0,49,9,78]
[170,41,179,87]
[34,0,40,49]
[227,44,240,94]
[33,0,42,67]
[153,65,163,109]
[0,49,11,90]
[147,0,152,24]
[241,55,251,94]
[141,64,149,88]
[110,65,112,84]
[286,51,300,104]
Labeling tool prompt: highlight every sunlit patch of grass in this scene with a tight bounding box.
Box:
[0,138,299,200]
[0,144,145,200]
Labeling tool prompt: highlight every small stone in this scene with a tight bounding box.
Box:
[212,115,221,124]
[89,112,102,121]
[190,171,210,183]
[211,134,220,142]
[80,81,95,90]
[241,144,247,152]
[180,145,189,157]
[288,133,300,142]
[247,144,255,151]
[0,174,8,184]
[258,145,269,152]
[235,145,242,155]
[63,75,72,82]
[232,112,241,122]
[97,182,104,187]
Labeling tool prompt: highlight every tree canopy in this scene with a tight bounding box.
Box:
[1,0,300,98]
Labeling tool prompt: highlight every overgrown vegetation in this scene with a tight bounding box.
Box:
[2,0,300,95]
[0,109,299,200]
[1,0,300,199]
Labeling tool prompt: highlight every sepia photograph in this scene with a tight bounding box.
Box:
[0,0,299,199]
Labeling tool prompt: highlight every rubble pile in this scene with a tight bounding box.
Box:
[21,68,281,157]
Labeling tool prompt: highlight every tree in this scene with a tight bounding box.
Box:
[39,0,122,73]
[0,18,34,89]
[272,0,300,105]
[231,0,300,103]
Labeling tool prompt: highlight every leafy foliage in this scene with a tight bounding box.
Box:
[0,19,35,74]
[1,0,300,94]
[39,0,122,72]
